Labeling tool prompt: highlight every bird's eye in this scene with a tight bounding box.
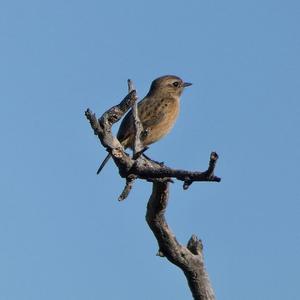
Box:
[172,81,180,87]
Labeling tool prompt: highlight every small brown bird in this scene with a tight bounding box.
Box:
[96,75,192,174]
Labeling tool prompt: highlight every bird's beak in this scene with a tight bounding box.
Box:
[183,82,192,87]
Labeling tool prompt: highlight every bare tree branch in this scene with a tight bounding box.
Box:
[85,79,220,299]
[118,174,137,201]
[85,105,220,185]
[127,79,145,157]
[146,181,215,300]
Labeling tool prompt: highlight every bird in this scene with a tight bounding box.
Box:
[96,75,192,174]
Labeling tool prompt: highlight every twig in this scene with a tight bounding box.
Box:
[118,174,137,201]
[127,79,144,156]
[85,89,138,176]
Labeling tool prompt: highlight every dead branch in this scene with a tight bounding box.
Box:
[85,80,220,299]
[146,182,215,300]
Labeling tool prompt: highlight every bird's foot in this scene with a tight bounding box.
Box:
[143,154,164,166]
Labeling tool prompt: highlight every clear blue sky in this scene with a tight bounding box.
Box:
[1,0,299,299]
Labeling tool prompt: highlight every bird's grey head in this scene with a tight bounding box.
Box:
[148,75,192,98]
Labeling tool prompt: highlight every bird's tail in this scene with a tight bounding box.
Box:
[96,153,111,174]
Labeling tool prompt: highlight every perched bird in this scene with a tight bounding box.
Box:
[96,75,192,174]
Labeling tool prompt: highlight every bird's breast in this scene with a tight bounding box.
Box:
[138,97,180,145]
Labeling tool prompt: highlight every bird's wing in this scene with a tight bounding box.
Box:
[116,101,166,147]
[141,110,166,128]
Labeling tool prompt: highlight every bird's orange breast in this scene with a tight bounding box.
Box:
[138,97,180,146]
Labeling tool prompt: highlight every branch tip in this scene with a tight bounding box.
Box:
[118,175,137,201]
[183,180,192,190]
[210,151,219,161]
[187,234,203,255]
[127,79,135,92]
[156,249,165,257]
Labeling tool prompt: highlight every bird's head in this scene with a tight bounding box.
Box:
[148,75,192,98]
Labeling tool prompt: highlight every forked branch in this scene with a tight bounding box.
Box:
[85,80,220,300]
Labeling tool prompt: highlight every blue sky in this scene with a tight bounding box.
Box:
[0,0,299,299]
